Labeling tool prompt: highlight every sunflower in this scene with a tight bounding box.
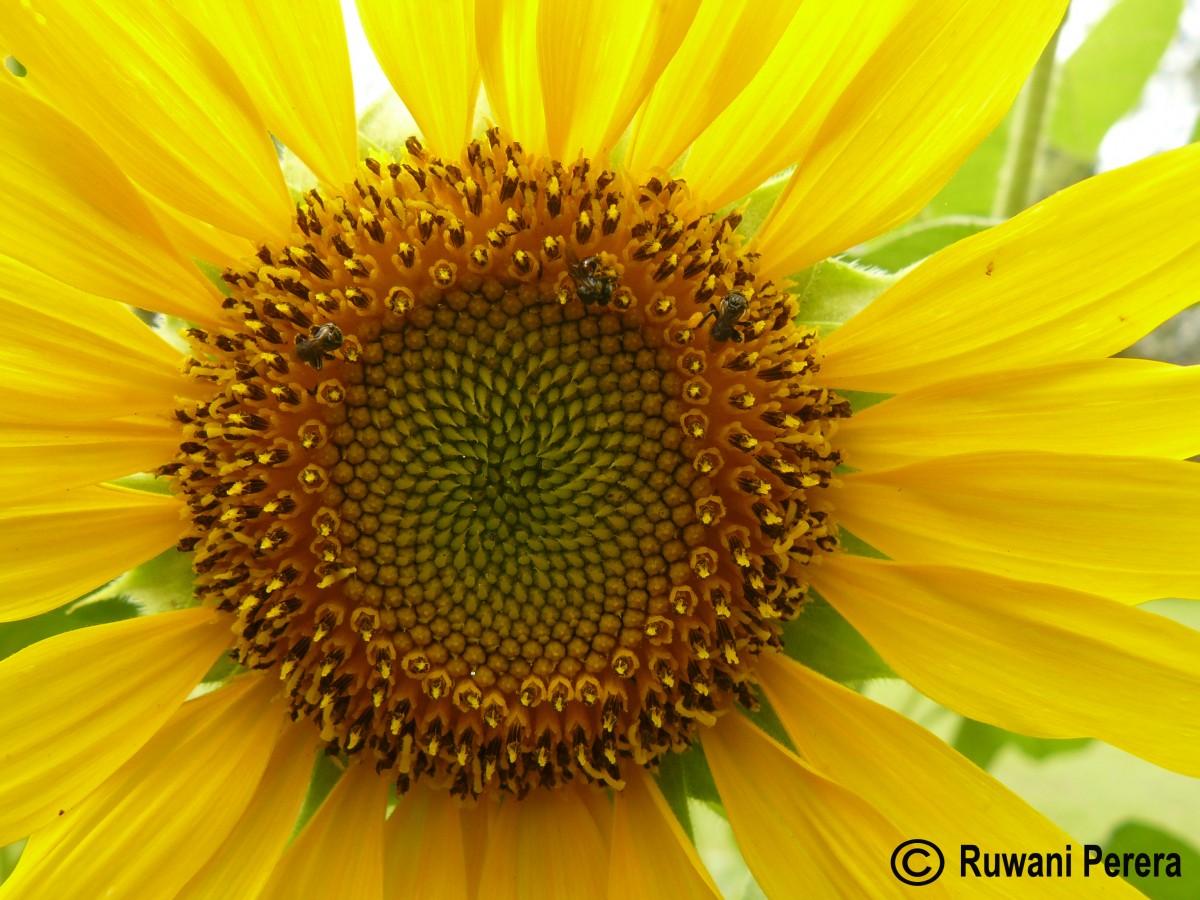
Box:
[2,0,1199,897]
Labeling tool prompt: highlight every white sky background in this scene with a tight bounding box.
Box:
[341,0,391,113]
[1063,0,1200,168]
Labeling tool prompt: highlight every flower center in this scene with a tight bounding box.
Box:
[165,130,848,798]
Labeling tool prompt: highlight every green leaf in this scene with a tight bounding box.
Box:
[836,529,889,560]
[0,839,26,886]
[655,746,721,841]
[1030,148,1096,201]
[840,390,892,416]
[0,595,136,664]
[790,257,898,335]
[779,592,895,683]
[1105,821,1200,899]
[1049,0,1184,161]
[73,547,196,616]
[952,718,1091,770]
[1004,733,1093,761]
[924,109,1015,218]
[290,753,344,841]
[727,170,790,239]
[653,750,693,840]
[1140,598,1200,630]
[110,471,176,496]
[740,695,794,754]
[850,216,997,273]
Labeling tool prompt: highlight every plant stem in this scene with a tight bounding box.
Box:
[995,18,1065,219]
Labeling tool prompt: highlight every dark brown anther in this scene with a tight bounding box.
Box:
[403,164,426,191]
[364,213,385,243]
[344,258,371,279]
[330,233,354,258]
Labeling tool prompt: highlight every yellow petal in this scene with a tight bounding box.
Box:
[757,0,1068,277]
[609,769,720,899]
[481,784,610,900]
[0,256,188,421]
[818,142,1200,392]
[584,781,614,838]
[812,555,1200,777]
[356,0,479,158]
[0,421,177,504]
[174,0,359,189]
[1,0,292,240]
[0,486,183,621]
[475,0,547,156]
[702,713,927,898]
[175,723,319,900]
[537,0,699,161]
[0,87,222,324]
[383,789,469,898]
[625,2,800,176]
[259,762,388,900]
[838,358,1200,471]
[758,655,1144,897]
[0,608,232,845]
[460,800,489,899]
[141,190,254,269]
[837,451,1200,603]
[681,0,907,209]
[3,676,284,899]
[0,254,181,368]
[2,382,175,430]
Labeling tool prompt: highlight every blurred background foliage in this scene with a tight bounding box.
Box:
[2,0,1199,896]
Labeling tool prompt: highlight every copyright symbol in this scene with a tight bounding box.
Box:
[891,839,945,886]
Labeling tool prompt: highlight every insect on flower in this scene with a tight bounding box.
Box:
[563,247,618,306]
[698,291,749,342]
[295,323,344,371]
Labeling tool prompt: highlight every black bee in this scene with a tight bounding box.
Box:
[564,248,618,306]
[698,292,749,342]
[295,323,344,370]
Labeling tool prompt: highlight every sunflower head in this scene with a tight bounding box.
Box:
[163,130,848,798]
[11,0,1200,896]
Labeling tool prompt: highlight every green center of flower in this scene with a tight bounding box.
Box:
[338,294,686,685]
[164,131,848,798]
